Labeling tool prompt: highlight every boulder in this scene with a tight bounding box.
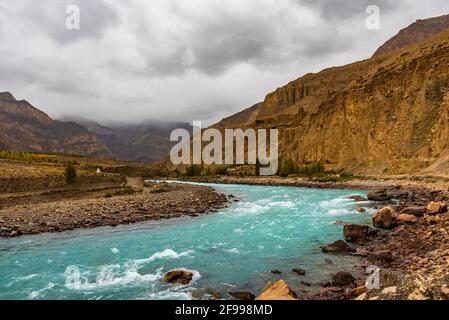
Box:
[397,214,418,224]
[372,207,397,229]
[356,208,367,213]
[229,292,255,300]
[343,224,376,242]
[256,280,297,300]
[321,240,355,254]
[399,206,426,217]
[426,202,448,215]
[331,271,355,286]
[163,270,194,285]
[367,190,390,201]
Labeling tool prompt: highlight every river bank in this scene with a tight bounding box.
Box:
[0,183,228,238]
[170,175,449,193]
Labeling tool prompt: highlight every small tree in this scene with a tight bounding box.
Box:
[64,164,77,185]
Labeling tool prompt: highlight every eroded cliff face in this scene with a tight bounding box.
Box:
[214,26,449,175]
[0,93,112,158]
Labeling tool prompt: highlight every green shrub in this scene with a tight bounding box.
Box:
[215,166,229,175]
[298,162,326,177]
[185,165,203,177]
[64,164,77,185]
[0,150,33,160]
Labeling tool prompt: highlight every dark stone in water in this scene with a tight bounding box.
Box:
[271,270,282,274]
[348,195,367,202]
[301,281,312,287]
[292,268,306,276]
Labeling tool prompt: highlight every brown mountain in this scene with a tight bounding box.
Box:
[0,92,112,158]
[213,16,449,175]
[373,14,449,57]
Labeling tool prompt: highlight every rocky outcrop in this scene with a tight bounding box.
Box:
[0,92,111,158]
[256,280,297,300]
[212,18,449,176]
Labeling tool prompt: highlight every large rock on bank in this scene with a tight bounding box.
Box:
[256,280,297,300]
[367,190,390,201]
[344,224,377,242]
[331,271,356,286]
[372,207,397,229]
[426,202,448,215]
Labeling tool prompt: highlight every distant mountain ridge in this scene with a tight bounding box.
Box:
[0,92,112,158]
[66,117,192,164]
[0,93,190,163]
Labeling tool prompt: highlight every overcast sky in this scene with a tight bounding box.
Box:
[1,0,449,125]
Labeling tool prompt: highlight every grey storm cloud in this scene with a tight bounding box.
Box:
[0,0,449,123]
[10,0,119,43]
[299,0,399,20]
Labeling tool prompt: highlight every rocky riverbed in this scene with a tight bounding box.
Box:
[180,182,449,301]
[0,183,228,238]
[250,185,449,301]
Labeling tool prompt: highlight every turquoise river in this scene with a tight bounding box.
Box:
[0,182,373,300]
